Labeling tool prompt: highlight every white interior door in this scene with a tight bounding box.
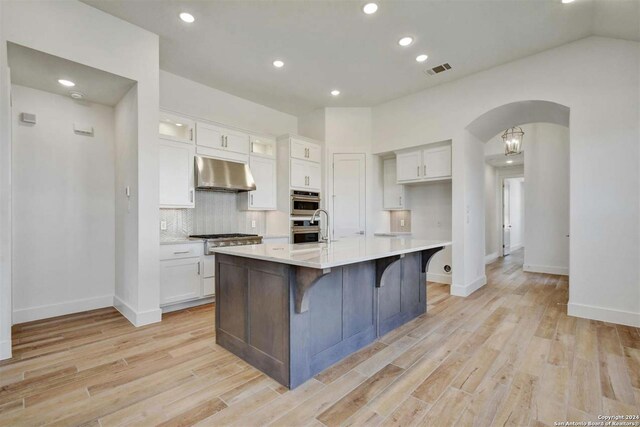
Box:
[503,180,511,256]
[332,153,366,238]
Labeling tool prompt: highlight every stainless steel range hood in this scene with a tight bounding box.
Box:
[195,156,256,192]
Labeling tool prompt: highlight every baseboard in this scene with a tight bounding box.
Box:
[485,252,498,265]
[162,297,215,314]
[113,296,162,327]
[0,339,11,361]
[427,272,452,285]
[451,275,487,297]
[568,302,640,327]
[523,264,568,276]
[12,295,113,324]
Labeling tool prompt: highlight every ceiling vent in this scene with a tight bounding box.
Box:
[425,63,452,76]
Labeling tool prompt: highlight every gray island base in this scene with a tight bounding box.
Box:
[213,237,451,389]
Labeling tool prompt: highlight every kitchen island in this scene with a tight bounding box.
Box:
[212,237,451,388]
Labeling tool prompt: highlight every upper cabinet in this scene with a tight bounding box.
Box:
[290,138,321,163]
[396,145,451,183]
[383,158,405,210]
[290,158,321,191]
[159,111,195,144]
[250,135,276,158]
[159,140,195,208]
[240,156,277,210]
[197,123,250,154]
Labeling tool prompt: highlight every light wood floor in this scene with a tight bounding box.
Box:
[1,249,639,426]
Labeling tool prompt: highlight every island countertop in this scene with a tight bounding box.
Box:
[212,236,452,269]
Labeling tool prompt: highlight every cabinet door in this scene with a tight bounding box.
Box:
[196,122,225,150]
[422,146,452,179]
[202,254,215,297]
[159,112,195,144]
[306,161,321,191]
[160,257,201,305]
[396,151,422,182]
[224,128,250,155]
[159,140,195,208]
[290,158,309,189]
[248,156,276,209]
[291,138,321,163]
[383,158,405,209]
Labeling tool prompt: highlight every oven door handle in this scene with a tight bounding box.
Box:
[291,196,321,202]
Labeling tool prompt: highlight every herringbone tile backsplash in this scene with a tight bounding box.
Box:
[160,191,266,241]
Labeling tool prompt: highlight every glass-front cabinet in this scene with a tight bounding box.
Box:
[159,111,195,144]
[250,135,276,158]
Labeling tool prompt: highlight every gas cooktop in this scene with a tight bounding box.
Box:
[189,233,263,254]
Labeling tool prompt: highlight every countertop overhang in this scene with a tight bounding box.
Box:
[212,236,452,269]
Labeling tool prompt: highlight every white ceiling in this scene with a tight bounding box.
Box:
[486,152,524,168]
[8,43,136,107]
[81,0,640,115]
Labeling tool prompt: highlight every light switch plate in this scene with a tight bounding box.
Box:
[251,220,256,228]
[160,221,167,231]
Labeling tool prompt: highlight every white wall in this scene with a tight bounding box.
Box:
[407,182,453,283]
[0,0,12,359]
[505,177,524,251]
[114,86,139,312]
[11,86,115,322]
[373,36,640,326]
[1,0,161,339]
[160,71,297,136]
[524,123,569,275]
[484,164,498,260]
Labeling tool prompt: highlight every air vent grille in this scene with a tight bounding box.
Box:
[425,63,452,76]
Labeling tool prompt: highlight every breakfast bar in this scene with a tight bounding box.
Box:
[212,237,451,388]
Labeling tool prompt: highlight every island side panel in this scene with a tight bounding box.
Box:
[378,252,426,337]
[215,254,290,386]
[290,261,378,389]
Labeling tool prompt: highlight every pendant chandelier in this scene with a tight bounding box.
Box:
[501,126,524,155]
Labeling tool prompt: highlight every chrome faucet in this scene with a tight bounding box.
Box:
[310,209,331,244]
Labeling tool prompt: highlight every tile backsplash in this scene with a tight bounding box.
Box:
[390,210,412,233]
[160,191,266,240]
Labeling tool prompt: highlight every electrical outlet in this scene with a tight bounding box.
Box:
[400,219,405,227]
[251,220,256,229]
[160,221,167,231]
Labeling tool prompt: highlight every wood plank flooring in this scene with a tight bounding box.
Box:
[1,249,639,426]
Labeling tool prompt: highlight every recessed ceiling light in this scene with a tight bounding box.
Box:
[179,12,195,23]
[69,91,84,100]
[176,123,183,127]
[561,0,574,3]
[363,3,378,14]
[506,160,514,164]
[398,37,413,47]
[331,90,340,96]
[416,54,428,63]
[273,60,284,68]
[58,79,75,87]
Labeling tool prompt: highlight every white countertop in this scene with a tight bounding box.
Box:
[212,236,452,269]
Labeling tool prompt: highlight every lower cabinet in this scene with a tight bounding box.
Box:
[159,243,214,307]
[159,257,202,305]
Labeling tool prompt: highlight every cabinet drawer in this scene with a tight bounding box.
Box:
[160,242,203,260]
[203,254,215,278]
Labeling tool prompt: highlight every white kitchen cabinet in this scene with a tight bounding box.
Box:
[383,158,405,210]
[196,122,250,155]
[159,111,195,144]
[159,256,202,305]
[202,254,215,297]
[250,135,276,158]
[422,146,452,179]
[159,140,195,208]
[396,151,422,182]
[291,158,321,191]
[290,138,321,163]
[239,155,277,210]
[396,144,452,183]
